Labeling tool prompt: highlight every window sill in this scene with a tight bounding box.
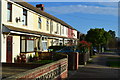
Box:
[7,21,12,23]
[22,25,27,27]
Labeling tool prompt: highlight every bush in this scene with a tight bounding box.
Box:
[52,53,67,60]
[77,40,92,53]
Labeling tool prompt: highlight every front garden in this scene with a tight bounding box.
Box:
[15,51,67,65]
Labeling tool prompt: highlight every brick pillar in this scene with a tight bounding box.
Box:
[74,52,79,70]
[68,52,79,70]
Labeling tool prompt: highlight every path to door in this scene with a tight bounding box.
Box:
[67,52,120,80]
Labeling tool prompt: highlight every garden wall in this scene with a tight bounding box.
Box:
[3,58,68,80]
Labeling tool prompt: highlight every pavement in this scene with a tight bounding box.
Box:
[67,52,120,80]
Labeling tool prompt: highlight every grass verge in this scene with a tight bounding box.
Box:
[107,61,120,68]
[107,57,120,60]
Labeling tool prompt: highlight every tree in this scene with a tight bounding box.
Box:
[107,30,117,49]
[108,30,116,38]
[85,28,112,52]
[80,34,86,41]
[103,31,112,49]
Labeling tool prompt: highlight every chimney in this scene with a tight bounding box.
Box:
[36,4,44,11]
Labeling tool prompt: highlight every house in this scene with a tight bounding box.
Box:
[0,0,80,63]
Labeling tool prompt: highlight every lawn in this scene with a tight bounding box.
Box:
[107,61,120,68]
[29,60,54,64]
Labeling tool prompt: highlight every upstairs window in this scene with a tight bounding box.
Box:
[46,19,49,31]
[66,28,68,35]
[62,26,64,34]
[56,24,59,34]
[50,20,53,31]
[38,17,42,29]
[7,2,12,22]
[23,9,27,25]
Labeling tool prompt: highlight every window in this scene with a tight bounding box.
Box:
[60,25,61,35]
[46,19,49,31]
[50,20,53,32]
[38,17,42,29]
[23,9,27,25]
[66,28,68,35]
[21,36,34,52]
[41,37,48,51]
[56,24,59,34]
[42,42,47,51]
[62,26,64,34]
[7,2,12,22]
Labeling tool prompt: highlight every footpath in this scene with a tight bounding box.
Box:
[67,52,120,80]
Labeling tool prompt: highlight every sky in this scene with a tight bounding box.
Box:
[23,0,119,37]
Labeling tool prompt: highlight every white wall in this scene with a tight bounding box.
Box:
[2,0,36,30]
[1,34,6,62]
[2,0,71,38]
[12,36,20,63]
[0,0,2,62]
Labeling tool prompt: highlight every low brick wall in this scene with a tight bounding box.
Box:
[4,58,68,80]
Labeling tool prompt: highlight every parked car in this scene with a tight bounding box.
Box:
[93,48,98,54]
[56,46,80,53]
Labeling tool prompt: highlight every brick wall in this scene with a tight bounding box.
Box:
[4,58,68,80]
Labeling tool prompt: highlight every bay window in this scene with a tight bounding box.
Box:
[21,36,34,53]
[41,37,48,51]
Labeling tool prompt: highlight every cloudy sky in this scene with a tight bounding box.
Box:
[24,1,119,37]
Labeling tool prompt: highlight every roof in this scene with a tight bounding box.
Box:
[12,0,77,30]
[3,25,78,40]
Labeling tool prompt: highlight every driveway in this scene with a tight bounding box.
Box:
[67,52,120,80]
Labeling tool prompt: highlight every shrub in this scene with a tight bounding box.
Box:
[77,40,92,53]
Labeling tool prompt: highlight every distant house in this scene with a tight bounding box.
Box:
[0,0,80,63]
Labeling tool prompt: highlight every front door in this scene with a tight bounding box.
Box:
[6,36,12,63]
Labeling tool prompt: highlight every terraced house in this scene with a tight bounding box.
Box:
[0,0,80,63]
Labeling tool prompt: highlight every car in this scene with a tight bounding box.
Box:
[56,46,80,53]
[93,48,98,54]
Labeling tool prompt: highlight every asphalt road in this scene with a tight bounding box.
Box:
[67,52,120,80]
